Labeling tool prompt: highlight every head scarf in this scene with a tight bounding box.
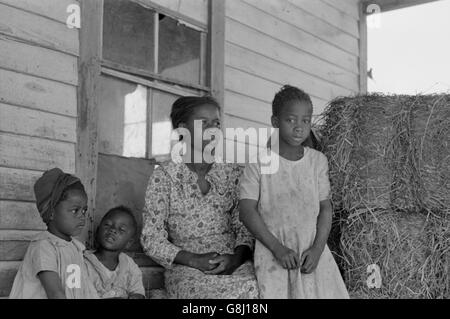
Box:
[33,168,84,224]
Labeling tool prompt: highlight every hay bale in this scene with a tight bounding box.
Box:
[319,94,450,214]
[318,94,450,298]
[409,95,450,213]
[340,210,449,299]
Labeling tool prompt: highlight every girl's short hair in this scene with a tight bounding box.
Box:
[170,96,220,128]
[272,85,313,116]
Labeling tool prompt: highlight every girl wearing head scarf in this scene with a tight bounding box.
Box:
[9,168,98,299]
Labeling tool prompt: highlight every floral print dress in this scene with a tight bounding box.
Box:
[141,161,259,299]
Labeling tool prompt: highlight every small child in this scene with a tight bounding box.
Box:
[84,206,145,299]
[9,168,98,299]
[239,85,349,299]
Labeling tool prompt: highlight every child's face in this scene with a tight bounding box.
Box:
[97,211,135,252]
[272,100,312,147]
[52,189,88,237]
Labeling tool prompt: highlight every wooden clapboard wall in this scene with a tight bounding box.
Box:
[223,0,361,137]
[0,0,79,297]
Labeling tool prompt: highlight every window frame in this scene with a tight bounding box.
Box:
[76,0,225,246]
[99,0,210,160]
[101,0,211,92]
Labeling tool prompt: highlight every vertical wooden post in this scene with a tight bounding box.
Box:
[76,0,102,247]
[208,0,226,111]
[359,1,368,94]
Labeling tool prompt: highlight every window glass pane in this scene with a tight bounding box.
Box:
[159,15,202,84]
[151,90,179,159]
[103,0,154,71]
[98,76,148,158]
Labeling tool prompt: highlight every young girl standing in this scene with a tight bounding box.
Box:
[239,85,349,299]
[9,168,98,299]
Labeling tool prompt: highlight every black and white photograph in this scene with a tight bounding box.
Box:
[0,0,448,305]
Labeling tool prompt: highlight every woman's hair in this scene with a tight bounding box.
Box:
[170,96,220,128]
[272,85,313,117]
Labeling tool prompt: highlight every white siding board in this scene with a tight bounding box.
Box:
[0,103,77,143]
[242,0,359,55]
[0,201,45,230]
[320,0,360,20]
[0,4,79,56]
[225,20,359,91]
[224,0,360,131]
[0,36,78,85]
[224,91,272,125]
[226,1,358,73]
[0,69,77,117]
[225,42,355,102]
[0,0,80,24]
[289,0,359,37]
[0,167,40,202]
[0,133,75,173]
[225,66,328,115]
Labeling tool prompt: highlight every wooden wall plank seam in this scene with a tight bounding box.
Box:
[242,0,359,56]
[0,230,43,262]
[0,133,76,173]
[0,0,80,25]
[0,103,77,143]
[320,0,361,20]
[288,0,359,37]
[224,91,272,125]
[0,3,79,57]
[225,42,356,102]
[0,230,42,241]
[0,167,41,202]
[224,66,328,108]
[0,36,78,86]
[0,201,45,230]
[0,241,30,261]
[0,69,77,117]
[225,21,359,91]
[225,1,359,73]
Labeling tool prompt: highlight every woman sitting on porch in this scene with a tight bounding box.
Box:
[140,96,259,299]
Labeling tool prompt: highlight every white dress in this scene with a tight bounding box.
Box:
[240,147,349,299]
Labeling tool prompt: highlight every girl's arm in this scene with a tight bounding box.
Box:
[239,199,300,269]
[312,199,333,251]
[300,199,332,274]
[301,151,334,273]
[37,271,66,299]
